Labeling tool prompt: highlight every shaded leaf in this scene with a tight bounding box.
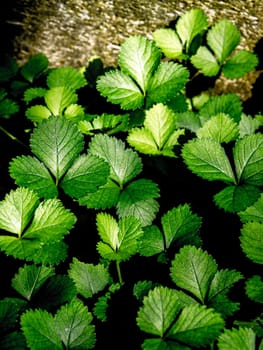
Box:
[240,222,263,264]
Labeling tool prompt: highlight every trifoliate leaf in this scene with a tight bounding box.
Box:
[0,187,39,236]
[233,133,263,186]
[25,105,52,122]
[199,94,242,124]
[117,179,160,226]
[217,327,256,350]
[118,35,161,94]
[20,53,49,83]
[96,213,143,261]
[162,204,202,248]
[136,286,182,337]
[21,309,62,350]
[182,138,236,183]
[196,113,239,143]
[60,154,110,198]
[176,8,208,52]
[146,62,189,107]
[170,245,218,303]
[138,225,165,257]
[153,28,183,59]
[9,156,58,198]
[191,46,220,76]
[11,264,55,301]
[89,134,142,186]
[238,114,263,138]
[30,116,84,182]
[240,222,263,264]
[127,103,184,157]
[68,258,110,298]
[246,275,263,304]
[239,193,263,223]
[223,50,259,79]
[214,185,261,213]
[45,87,78,116]
[47,66,87,90]
[96,70,144,110]
[207,19,240,63]
[168,304,224,347]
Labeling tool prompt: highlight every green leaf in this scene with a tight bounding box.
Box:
[168,304,224,347]
[0,298,26,332]
[207,19,240,63]
[218,327,256,350]
[96,70,144,110]
[55,299,96,349]
[153,28,183,59]
[239,193,263,223]
[240,222,263,264]
[24,87,47,103]
[60,154,110,198]
[196,113,239,143]
[214,185,261,213]
[142,338,189,350]
[9,156,58,198]
[146,62,189,107]
[174,111,201,133]
[136,286,182,337]
[191,46,220,76]
[170,245,218,303]
[45,87,78,116]
[238,114,263,138]
[47,66,87,90]
[223,50,259,79]
[0,98,19,118]
[96,213,143,261]
[25,105,52,122]
[68,258,110,298]
[0,331,27,350]
[138,225,165,257]
[233,134,263,186]
[0,187,39,236]
[11,264,55,301]
[118,35,161,94]
[117,179,160,226]
[30,116,84,182]
[182,138,236,183]
[176,8,208,52]
[89,134,142,187]
[128,103,185,157]
[21,309,62,350]
[246,276,263,304]
[20,53,49,83]
[64,104,85,123]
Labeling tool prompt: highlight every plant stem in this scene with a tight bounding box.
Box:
[0,125,28,149]
[116,260,123,284]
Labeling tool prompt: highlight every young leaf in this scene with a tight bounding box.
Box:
[25,105,52,123]
[68,258,110,298]
[0,187,39,236]
[60,154,110,198]
[96,70,144,110]
[214,185,261,213]
[46,66,87,91]
[170,245,218,303]
[9,155,58,198]
[127,103,185,157]
[153,28,183,59]
[89,134,142,187]
[239,193,263,223]
[217,327,256,350]
[240,222,263,264]
[196,113,239,143]
[182,138,236,183]
[207,19,240,63]
[222,50,259,79]
[245,275,263,304]
[117,178,160,226]
[176,8,208,52]
[30,116,84,182]
[118,35,161,94]
[168,304,224,347]
[11,264,55,301]
[191,46,220,76]
[96,213,143,261]
[233,133,263,186]
[44,87,78,116]
[136,286,182,337]
[24,87,47,103]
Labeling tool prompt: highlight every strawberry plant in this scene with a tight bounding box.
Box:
[0,8,262,350]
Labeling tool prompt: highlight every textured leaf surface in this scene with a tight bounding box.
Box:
[138,225,165,257]
[45,86,78,116]
[191,46,220,76]
[25,105,51,122]
[47,66,87,90]
[218,327,256,350]
[30,116,84,181]
[170,245,217,303]
[239,193,263,223]
[245,275,263,304]
[240,222,263,264]
[153,28,183,59]
[223,50,258,79]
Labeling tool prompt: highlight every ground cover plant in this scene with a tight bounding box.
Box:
[0,7,263,350]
